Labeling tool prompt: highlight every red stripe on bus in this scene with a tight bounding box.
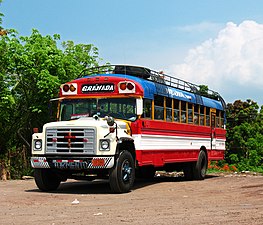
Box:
[135,149,224,167]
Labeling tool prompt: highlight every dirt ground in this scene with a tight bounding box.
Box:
[0,173,263,225]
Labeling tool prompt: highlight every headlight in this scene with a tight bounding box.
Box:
[34,140,42,150]
[100,139,110,151]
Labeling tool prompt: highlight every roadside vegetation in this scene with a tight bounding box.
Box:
[224,100,263,173]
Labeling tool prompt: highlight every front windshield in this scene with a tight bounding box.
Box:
[59,98,137,121]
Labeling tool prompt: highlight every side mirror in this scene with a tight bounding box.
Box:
[136,98,143,115]
[105,116,115,126]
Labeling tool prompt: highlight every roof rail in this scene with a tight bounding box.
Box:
[80,65,225,104]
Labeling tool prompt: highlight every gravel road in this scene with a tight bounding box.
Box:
[0,173,263,225]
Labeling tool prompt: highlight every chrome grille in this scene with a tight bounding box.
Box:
[46,127,96,154]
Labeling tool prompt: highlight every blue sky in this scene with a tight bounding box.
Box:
[1,0,263,106]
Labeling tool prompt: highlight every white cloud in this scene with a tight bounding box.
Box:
[177,21,223,34]
[168,20,263,105]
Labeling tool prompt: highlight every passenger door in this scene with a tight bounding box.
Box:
[210,108,217,150]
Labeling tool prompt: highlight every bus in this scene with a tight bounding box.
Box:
[31,65,226,193]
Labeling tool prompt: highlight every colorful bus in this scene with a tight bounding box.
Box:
[31,65,226,193]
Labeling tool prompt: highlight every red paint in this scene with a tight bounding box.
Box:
[60,76,144,98]
[132,119,226,167]
[136,149,225,167]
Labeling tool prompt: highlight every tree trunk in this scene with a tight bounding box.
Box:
[22,145,28,168]
[0,159,8,180]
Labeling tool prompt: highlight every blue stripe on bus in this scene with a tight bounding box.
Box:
[83,74,224,110]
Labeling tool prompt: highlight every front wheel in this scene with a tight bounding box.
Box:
[109,151,135,193]
[34,168,61,191]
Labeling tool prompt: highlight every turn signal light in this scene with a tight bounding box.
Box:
[69,84,76,92]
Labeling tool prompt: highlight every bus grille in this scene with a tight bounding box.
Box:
[46,127,96,154]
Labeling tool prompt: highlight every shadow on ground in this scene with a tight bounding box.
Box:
[26,173,219,195]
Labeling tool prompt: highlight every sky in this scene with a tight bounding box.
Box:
[1,0,263,106]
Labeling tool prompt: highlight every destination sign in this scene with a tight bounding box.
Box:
[155,83,192,100]
[81,83,114,93]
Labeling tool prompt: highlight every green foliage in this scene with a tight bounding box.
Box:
[226,100,263,172]
[198,85,209,96]
[0,0,3,28]
[0,28,101,177]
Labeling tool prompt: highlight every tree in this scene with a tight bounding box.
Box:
[0,28,101,179]
[226,100,263,171]
[0,0,7,35]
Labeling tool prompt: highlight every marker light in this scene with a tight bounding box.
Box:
[120,83,127,90]
[127,82,134,90]
[63,84,70,92]
[61,83,77,95]
[118,81,136,94]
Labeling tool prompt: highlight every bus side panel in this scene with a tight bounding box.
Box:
[132,119,225,167]
[135,149,200,167]
[210,127,226,160]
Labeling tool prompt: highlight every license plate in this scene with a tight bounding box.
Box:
[53,161,89,169]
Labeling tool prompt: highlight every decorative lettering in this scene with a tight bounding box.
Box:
[82,83,114,93]
[53,161,90,169]
[167,88,192,100]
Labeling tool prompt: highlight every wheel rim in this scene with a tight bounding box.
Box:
[121,159,132,183]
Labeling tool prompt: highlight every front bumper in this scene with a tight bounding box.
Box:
[31,156,114,170]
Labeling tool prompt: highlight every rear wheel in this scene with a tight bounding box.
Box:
[34,169,61,191]
[109,151,135,193]
[193,150,208,180]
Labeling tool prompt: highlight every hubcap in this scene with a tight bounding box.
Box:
[122,160,132,183]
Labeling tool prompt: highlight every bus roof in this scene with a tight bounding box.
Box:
[80,65,226,111]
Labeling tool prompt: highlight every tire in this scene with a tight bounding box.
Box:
[193,150,208,180]
[34,168,61,191]
[109,151,135,193]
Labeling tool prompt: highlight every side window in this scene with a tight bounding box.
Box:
[206,107,210,126]
[174,99,180,122]
[166,97,172,121]
[216,110,220,128]
[188,103,193,124]
[154,95,164,120]
[194,105,199,125]
[211,112,216,128]
[200,106,205,125]
[220,111,225,128]
[181,101,186,123]
[61,104,73,121]
[143,99,152,119]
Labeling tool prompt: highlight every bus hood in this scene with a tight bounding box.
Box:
[43,117,128,130]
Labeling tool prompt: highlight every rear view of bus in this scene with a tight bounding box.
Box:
[31,65,226,193]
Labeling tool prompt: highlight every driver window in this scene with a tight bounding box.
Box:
[61,104,73,121]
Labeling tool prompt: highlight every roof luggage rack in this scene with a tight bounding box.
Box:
[81,65,226,108]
